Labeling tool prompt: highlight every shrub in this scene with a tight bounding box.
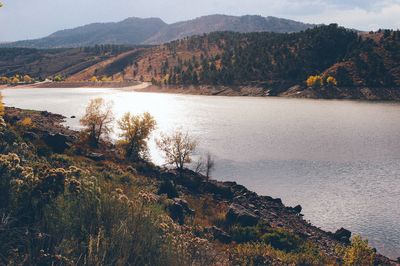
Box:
[19,117,33,128]
[340,235,375,266]
[261,228,303,252]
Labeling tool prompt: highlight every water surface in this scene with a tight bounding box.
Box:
[3,87,400,259]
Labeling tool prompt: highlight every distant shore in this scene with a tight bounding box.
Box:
[2,81,400,101]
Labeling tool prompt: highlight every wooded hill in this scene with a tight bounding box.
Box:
[1,25,400,99]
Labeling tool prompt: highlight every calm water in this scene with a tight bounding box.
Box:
[2,87,400,259]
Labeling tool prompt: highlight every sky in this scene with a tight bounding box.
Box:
[1,0,400,42]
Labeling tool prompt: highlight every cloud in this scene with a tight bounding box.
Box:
[289,0,400,30]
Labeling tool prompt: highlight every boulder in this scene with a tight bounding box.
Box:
[23,131,39,141]
[226,203,260,227]
[333,228,352,244]
[202,180,233,199]
[206,226,232,244]
[293,205,302,214]
[86,152,105,161]
[168,198,195,224]
[43,132,72,153]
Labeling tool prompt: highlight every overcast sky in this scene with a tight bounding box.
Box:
[1,0,400,42]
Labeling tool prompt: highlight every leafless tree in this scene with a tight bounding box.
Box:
[156,130,198,171]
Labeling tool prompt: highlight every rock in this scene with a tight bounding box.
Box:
[206,226,231,244]
[158,180,178,198]
[70,116,76,119]
[168,198,195,224]
[40,111,51,117]
[86,152,105,161]
[226,203,260,227]
[202,180,233,199]
[43,132,72,153]
[333,228,352,244]
[293,205,302,214]
[23,131,39,140]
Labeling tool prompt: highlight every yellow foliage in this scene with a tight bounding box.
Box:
[100,76,112,82]
[20,117,33,127]
[23,75,33,83]
[0,92,4,116]
[0,76,9,84]
[326,76,338,87]
[90,76,98,82]
[10,77,20,84]
[306,75,324,88]
[54,75,64,82]
[341,235,375,266]
[117,112,156,161]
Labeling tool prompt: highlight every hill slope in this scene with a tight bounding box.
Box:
[143,14,314,44]
[5,18,166,48]
[3,15,314,48]
[1,25,400,100]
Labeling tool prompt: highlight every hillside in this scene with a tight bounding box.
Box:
[3,15,314,49]
[1,25,400,100]
[143,15,314,44]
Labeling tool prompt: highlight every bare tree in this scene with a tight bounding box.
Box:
[156,130,198,171]
[194,152,215,180]
[80,98,114,148]
[205,152,215,180]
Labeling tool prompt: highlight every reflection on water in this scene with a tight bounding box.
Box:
[3,87,400,259]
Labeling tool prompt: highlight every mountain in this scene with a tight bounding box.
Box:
[5,17,167,49]
[143,14,314,44]
[3,15,314,49]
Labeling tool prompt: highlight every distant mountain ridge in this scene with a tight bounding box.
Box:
[3,15,315,48]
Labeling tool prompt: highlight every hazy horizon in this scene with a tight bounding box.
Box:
[1,0,400,42]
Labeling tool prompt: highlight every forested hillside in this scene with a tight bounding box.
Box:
[1,25,400,99]
[134,25,400,92]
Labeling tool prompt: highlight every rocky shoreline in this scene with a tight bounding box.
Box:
[135,84,400,101]
[3,106,397,265]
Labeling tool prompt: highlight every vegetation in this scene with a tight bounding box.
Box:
[117,112,157,161]
[156,130,198,170]
[79,98,114,148]
[339,235,376,266]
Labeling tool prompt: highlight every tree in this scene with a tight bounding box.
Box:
[0,92,4,116]
[54,75,64,82]
[326,76,338,87]
[23,75,33,84]
[156,130,198,171]
[306,75,324,88]
[117,112,156,161]
[80,98,114,148]
[342,235,375,266]
[0,76,9,84]
[204,152,215,179]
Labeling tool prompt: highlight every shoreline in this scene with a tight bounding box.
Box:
[2,81,400,102]
[2,106,397,263]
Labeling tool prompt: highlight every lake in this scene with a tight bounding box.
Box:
[2,86,400,259]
